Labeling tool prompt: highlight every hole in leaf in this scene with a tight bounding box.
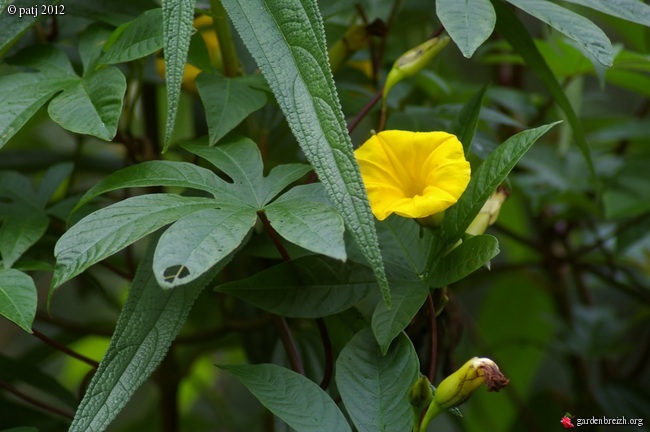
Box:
[163,265,191,283]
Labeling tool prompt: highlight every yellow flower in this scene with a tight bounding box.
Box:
[355,130,470,221]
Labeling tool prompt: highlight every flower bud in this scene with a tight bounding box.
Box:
[328,24,372,73]
[465,187,509,236]
[409,375,434,409]
[419,357,509,429]
[433,357,509,409]
[383,36,450,106]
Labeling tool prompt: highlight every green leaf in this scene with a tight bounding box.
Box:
[492,1,595,183]
[371,281,429,355]
[561,0,650,27]
[436,0,496,58]
[266,185,346,261]
[336,328,419,432]
[69,238,219,432]
[431,234,500,287]
[442,122,560,243]
[0,74,66,151]
[48,67,126,141]
[73,160,242,212]
[183,137,311,207]
[153,205,256,288]
[36,162,73,206]
[0,207,49,269]
[452,83,489,156]
[0,0,59,56]
[52,194,219,290]
[78,25,113,76]
[221,363,351,432]
[505,0,613,67]
[221,0,390,306]
[64,0,159,26]
[162,0,195,151]
[101,8,164,64]
[0,269,36,333]
[216,256,371,318]
[196,72,268,145]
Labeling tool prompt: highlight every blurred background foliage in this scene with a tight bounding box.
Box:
[0,0,649,431]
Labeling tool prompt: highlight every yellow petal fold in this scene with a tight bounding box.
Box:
[355,130,471,220]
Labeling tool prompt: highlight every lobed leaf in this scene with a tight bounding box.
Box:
[265,185,346,261]
[221,0,390,305]
[153,205,256,288]
[52,194,219,291]
[221,363,351,432]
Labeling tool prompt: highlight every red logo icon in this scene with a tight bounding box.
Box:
[561,413,575,429]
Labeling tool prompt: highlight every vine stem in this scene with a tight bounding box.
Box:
[0,379,75,419]
[348,89,383,135]
[32,328,99,368]
[426,294,438,382]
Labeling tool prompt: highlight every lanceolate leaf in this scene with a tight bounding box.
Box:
[101,8,164,64]
[505,0,613,67]
[452,83,489,156]
[0,269,37,333]
[442,121,560,243]
[0,209,49,269]
[221,0,390,306]
[436,0,496,58]
[52,194,219,290]
[69,239,220,432]
[162,0,195,151]
[561,0,650,28]
[153,205,256,288]
[492,0,595,181]
[336,328,419,432]
[430,234,500,287]
[216,256,371,318]
[221,364,351,432]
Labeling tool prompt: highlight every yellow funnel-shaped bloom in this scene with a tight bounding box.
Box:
[354,130,470,221]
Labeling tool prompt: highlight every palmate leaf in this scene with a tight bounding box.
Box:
[336,328,419,432]
[221,363,351,432]
[221,0,390,306]
[153,205,257,288]
[436,0,496,58]
[69,237,222,432]
[52,194,219,291]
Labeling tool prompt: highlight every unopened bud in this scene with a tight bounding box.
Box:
[383,36,450,106]
[409,375,434,409]
[465,187,509,236]
[419,357,509,429]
